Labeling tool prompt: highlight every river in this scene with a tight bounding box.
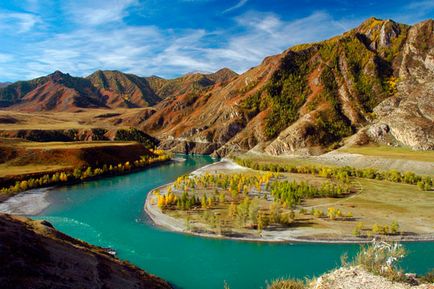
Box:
[31,155,434,289]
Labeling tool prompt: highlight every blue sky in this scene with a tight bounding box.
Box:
[0,0,433,81]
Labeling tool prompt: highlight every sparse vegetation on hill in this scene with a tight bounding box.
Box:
[0,18,433,154]
[265,50,312,138]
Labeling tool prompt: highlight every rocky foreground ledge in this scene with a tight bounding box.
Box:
[0,213,172,289]
[312,267,433,289]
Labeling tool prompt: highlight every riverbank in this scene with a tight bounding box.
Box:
[0,157,175,215]
[144,158,434,243]
[0,187,53,215]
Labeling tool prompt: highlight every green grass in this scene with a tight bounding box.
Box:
[340,145,434,162]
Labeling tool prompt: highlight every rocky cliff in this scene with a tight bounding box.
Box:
[0,213,172,289]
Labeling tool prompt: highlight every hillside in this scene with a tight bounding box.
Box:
[0,71,106,111]
[0,18,432,155]
[0,213,172,289]
[87,70,161,108]
[0,138,159,197]
[135,18,433,155]
[0,82,11,88]
[0,68,238,111]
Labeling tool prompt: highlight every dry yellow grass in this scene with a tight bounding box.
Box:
[0,108,153,130]
[0,138,144,178]
[18,140,137,149]
[0,164,68,178]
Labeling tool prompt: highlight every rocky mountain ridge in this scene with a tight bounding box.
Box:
[0,18,432,155]
[0,68,238,112]
[135,17,434,155]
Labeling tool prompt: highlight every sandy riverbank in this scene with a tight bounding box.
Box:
[0,187,54,215]
[144,159,434,243]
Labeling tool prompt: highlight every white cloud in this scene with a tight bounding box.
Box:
[1,9,358,81]
[223,0,248,14]
[0,11,41,33]
[0,53,13,63]
[63,0,139,26]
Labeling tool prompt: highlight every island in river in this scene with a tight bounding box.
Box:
[145,156,434,243]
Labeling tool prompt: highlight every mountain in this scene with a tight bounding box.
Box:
[0,82,11,88]
[144,68,238,99]
[0,18,432,154]
[130,18,433,155]
[0,213,172,289]
[0,68,238,111]
[0,71,106,111]
[87,70,161,108]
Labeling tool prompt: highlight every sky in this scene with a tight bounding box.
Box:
[0,0,433,82]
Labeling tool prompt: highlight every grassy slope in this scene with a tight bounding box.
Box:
[0,108,150,130]
[0,138,150,179]
[340,145,434,162]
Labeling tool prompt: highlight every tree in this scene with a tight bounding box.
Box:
[227,202,237,218]
[201,194,208,209]
[19,180,28,191]
[269,203,281,224]
[73,168,82,179]
[248,198,259,225]
[236,197,250,227]
[390,220,400,235]
[352,222,364,237]
[219,192,226,204]
[257,212,265,233]
[207,196,213,208]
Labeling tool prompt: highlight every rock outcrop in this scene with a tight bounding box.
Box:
[0,214,172,289]
[312,267,433,289]
[138,18,433,155]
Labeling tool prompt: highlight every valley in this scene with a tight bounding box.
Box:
[0,15,433,289]
[0,18,433,157]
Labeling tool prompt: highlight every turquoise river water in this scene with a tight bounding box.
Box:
[33,155,434,289]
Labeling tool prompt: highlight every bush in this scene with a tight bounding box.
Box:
[266,278,306,289]
[420,269,434,284]
[352,222,364,237]
[353,241,406,282]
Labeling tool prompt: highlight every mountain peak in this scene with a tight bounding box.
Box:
[48,70,71,82]
[207,67,238,83]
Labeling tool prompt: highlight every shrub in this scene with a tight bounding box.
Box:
[266,278,306,289]
[353,241,406,282]
[420,269,434,283]
[352,222,364,237]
